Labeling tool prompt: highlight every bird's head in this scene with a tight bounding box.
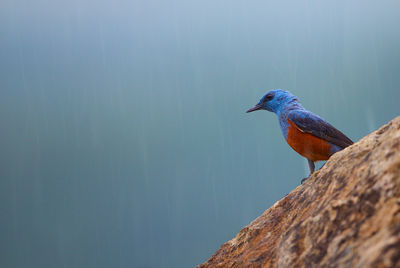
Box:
[246,89,298,114]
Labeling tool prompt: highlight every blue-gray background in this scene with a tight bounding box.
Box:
[1,0,399,267]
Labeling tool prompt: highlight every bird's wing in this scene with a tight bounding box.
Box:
[287,110,353,149]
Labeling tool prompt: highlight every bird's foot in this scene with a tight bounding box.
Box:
[301,176,310,184]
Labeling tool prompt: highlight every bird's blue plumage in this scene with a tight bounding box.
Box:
[246,89,353,178]
[250,89,353,150]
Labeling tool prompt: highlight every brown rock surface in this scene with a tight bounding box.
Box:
[199,116,400,268]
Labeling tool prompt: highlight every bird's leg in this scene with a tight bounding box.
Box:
[301,159,315,184]
[308,159,315,174]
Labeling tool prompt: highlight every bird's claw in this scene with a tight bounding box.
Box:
[301,177,309,184]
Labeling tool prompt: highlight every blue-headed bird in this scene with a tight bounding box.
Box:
[246,89,353,183]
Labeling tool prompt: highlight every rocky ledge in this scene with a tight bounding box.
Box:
[199,116,400,268]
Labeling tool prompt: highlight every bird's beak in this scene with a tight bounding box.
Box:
[246,104,262,113]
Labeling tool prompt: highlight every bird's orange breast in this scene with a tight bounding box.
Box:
[286,119,333,161]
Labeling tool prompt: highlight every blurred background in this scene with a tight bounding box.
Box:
[1,0,400,267]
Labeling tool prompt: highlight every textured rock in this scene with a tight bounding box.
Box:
[199,116,400,268]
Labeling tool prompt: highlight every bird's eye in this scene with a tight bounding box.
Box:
[264,93,274,102]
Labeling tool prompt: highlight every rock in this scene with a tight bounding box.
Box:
[198,116,400,268]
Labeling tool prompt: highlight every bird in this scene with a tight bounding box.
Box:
[246,89,353,183]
